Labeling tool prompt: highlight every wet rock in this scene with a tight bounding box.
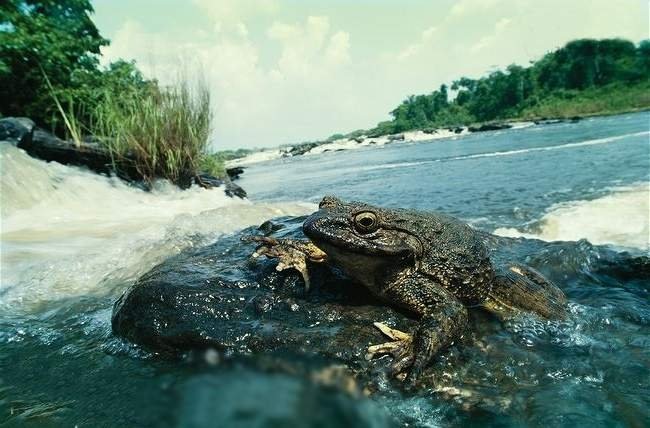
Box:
[0,117,35,145]
[289,142,320,156]
[226,166,245,181]
[387,134,405,142]
[468,123,512,132]
[194,173,247,198]
[18,128,143,181]
[111,221,418,385]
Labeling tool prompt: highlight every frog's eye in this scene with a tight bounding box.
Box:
[354,212,378,233]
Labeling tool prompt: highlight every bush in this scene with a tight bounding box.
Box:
[90,76,216,186]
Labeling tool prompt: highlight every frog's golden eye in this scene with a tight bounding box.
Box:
[354,212,378,233]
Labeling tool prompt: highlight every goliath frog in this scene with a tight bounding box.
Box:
[250,196,567,383]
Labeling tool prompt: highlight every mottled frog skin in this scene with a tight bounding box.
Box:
[253,196,567,383]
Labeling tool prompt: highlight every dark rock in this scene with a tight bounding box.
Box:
[226,166,245,180]
[468,123,512,132]
[570,116,582,123]
[111,220,418,382]
[194,173,247,198]
[353,136,365,143]
[0,117,35,145]
[18,128,143,181]
[194,173,226,188]
[225,180,247,198]
[387,134,405,141]
[453,127,464,134]
[257,220,285,234]
[289,142,320,156]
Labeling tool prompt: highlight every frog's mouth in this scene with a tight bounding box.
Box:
[302,210,420,259]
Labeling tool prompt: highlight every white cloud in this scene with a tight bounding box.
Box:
[98,0,649,148]
[102,11,357,148]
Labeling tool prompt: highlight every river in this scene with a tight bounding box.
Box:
[1,111,648,426]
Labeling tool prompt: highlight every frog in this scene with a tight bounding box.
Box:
[248,196,567,384]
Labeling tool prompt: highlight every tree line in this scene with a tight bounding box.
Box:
[373,38,650,135]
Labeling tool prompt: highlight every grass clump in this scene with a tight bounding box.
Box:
[198,152,227,178]
[91,76,222,186]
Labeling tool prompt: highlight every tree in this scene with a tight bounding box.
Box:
[0,0,108,128]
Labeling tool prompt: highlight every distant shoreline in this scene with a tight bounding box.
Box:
[227,108,650,167]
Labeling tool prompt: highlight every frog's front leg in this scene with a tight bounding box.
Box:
[368,274,468,384]
[244,236,327,291]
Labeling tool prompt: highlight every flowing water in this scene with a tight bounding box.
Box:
[1,111,649,427]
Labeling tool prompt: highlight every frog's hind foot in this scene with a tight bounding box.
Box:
[365,322,414,378]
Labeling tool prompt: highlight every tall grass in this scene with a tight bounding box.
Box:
[91,77,217,186]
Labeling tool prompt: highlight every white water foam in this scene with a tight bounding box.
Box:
[356,131,650,172]
[452,131,649,161]
[495,183,650,250]
[0,145,315,310]
[226,148,284,167]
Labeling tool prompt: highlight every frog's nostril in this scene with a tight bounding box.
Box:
[319,195,341,209]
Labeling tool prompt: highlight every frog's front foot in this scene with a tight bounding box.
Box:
[365,322,415,380]
[244,236,327,291]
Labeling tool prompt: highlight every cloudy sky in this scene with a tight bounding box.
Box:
[93,0,648,149]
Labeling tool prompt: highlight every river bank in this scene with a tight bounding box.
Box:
[227,116,581,167]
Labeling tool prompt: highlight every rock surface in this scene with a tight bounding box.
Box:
[194,173,247,198]
[468,123,512,132]
[0,117,35,145]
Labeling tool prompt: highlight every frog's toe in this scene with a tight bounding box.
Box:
[366,322,416,379]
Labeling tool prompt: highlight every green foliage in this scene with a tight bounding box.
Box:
[374,38,650,134]
[91,77,214,186]
[0,0,108,128]
[199,153,226,178]
[1,2,222,185]
[518,80,650,119]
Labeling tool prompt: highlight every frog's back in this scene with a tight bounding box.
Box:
[415,211,495,306]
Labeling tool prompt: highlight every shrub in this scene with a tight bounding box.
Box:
[91,76,216,186]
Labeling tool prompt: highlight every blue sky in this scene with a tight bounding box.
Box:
[92,0,649,149]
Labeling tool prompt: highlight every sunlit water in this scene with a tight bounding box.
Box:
[1,111,649,426]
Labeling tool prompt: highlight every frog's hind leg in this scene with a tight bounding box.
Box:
[486,263,567,319]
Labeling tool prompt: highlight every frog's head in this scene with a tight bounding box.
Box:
[303,196,424,289]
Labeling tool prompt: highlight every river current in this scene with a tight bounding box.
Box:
[1,111,648,426]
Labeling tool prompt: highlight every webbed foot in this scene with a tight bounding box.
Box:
[244,236,327,291]
[366,322,415,381]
